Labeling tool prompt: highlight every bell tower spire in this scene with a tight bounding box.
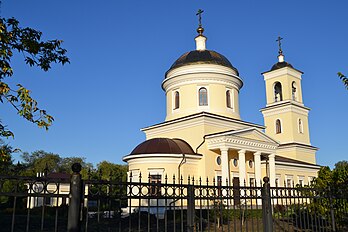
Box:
[195,9,207,51]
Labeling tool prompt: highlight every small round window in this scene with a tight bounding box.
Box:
[248,160,253,168]
[216,156,221,165]
[233,159,238,167]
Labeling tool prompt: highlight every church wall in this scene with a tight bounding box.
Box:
[264,111,310,145]
[275,165,319,186]
[165,75,241,121]
[127,157,200,184]
[290,112,311,144]
[264,112,295,142]
[277,148,316,164]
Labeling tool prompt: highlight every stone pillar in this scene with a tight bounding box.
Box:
[238,149,246,186]
[269,154,276,187]
[254,152,262,187]
[220,147,229,186]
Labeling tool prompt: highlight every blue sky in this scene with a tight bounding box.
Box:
[2,1,348,168]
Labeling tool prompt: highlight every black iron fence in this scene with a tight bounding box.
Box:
[0,165,347,232]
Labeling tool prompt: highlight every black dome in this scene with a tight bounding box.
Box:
[129,138,196,155]
[168,50,239,75]
[270,62,294,71]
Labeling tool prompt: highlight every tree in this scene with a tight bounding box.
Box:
[0,17,69,138]
[311,161,348,229]
[96,161,128,181]
[21,150,61,175]
[20,150,93,177]
[338,72,348,90]
[0,139,13,175]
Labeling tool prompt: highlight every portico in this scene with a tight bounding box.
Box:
[205,128,279,187]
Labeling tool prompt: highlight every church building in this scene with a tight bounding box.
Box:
[123,15,320,187]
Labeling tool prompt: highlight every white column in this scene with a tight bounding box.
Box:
[220,147,229,186]
[238,149,246,186]
[269,154,276,187]
[254,152,261,187]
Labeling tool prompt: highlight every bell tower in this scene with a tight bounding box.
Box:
[260,37,317,164]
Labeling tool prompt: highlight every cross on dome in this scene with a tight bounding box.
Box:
[276,36,285,62]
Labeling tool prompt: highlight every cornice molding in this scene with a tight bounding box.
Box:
[260,102,310,117]
[123,153,202,162]
[206,135,278,153]
[142,112,264,137]
[262,67,303,80]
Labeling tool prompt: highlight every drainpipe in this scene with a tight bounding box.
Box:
[178,154,186,180]
[195,136,206,154]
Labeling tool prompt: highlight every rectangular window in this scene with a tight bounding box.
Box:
[298,176,305,186]
[149,174,161,196]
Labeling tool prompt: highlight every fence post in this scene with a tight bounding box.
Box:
[262,176,273,232]
[67,163,83,232]
[187,185,195,232]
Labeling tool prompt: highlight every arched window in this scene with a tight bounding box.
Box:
[174,91,180,109]
[274,82,283,102]
[199,87,208,106]
[298,119,303,133]
[292,82,297,101]
[276,119,282,134]
[226,90,231,108]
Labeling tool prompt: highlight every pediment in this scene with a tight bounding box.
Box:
[218,127,279,145]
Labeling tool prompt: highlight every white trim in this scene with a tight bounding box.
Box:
[205,127,279,144]
[148,168,165,175]
[298,175,305,185]
[260,101,309,117]
[263,67,302,80]
[123,153,202,162]
[285,175,294,187]
[142,112,265,138]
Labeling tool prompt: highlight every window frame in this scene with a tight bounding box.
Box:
[198,87,208,106]
[274,82,283,102]
[275,119,282,134]
[173,90,180,110]
[298,118,303,134]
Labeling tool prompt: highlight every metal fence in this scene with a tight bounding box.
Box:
[0,165,347,232]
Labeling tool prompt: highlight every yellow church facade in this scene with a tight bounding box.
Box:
[123,23,320,188]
